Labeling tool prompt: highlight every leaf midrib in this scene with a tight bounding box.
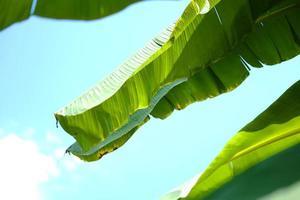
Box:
[231,127,300,161]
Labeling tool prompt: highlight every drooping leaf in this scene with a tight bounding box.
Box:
[152,0,300,118]
[161,80,300,200]
[56,0,300,161]
[64,78,186,161]
[0,0,142,30]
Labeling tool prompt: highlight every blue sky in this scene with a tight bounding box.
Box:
[0,1,299,200]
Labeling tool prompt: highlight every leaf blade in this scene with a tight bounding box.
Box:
[57,0,300,161]
[162,80,300,199]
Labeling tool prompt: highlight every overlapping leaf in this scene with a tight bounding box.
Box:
[162,80,300,200]
[56,0,300,161]
[0,0,141,30]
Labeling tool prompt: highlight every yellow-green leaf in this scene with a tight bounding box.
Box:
[56,0,300,161]
[162,80,300,200]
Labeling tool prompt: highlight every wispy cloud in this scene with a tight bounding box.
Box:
[53,148,82,172]
[45,130,62,145]
[0,133,59,200]
[23,127,36,137]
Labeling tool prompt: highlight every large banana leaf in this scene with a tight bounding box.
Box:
[161,80,300,200]
[55,0,300,161]
[0,0,141,30]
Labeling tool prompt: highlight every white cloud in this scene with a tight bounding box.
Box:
[53,148,81,172]
[63,156,81,171]
[23,127,36,137]
[53,147,66,159]
[45,131,62,144]
[0,134,59,200]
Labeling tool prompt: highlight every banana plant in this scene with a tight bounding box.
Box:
[55,0,300,161]
[162,80,300,200]
[0,0,141,30]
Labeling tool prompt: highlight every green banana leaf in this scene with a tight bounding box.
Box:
[55,0,300,161]
[33,0,140,20]
[0,0,33,30]
[161,80,300,200]
[0,0,141,30]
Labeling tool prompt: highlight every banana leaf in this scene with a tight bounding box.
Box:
[0,0,33,30]
[0,0,141,30]
[161,80,300,200]
[56,0,300,161]
[33,0,140,20]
